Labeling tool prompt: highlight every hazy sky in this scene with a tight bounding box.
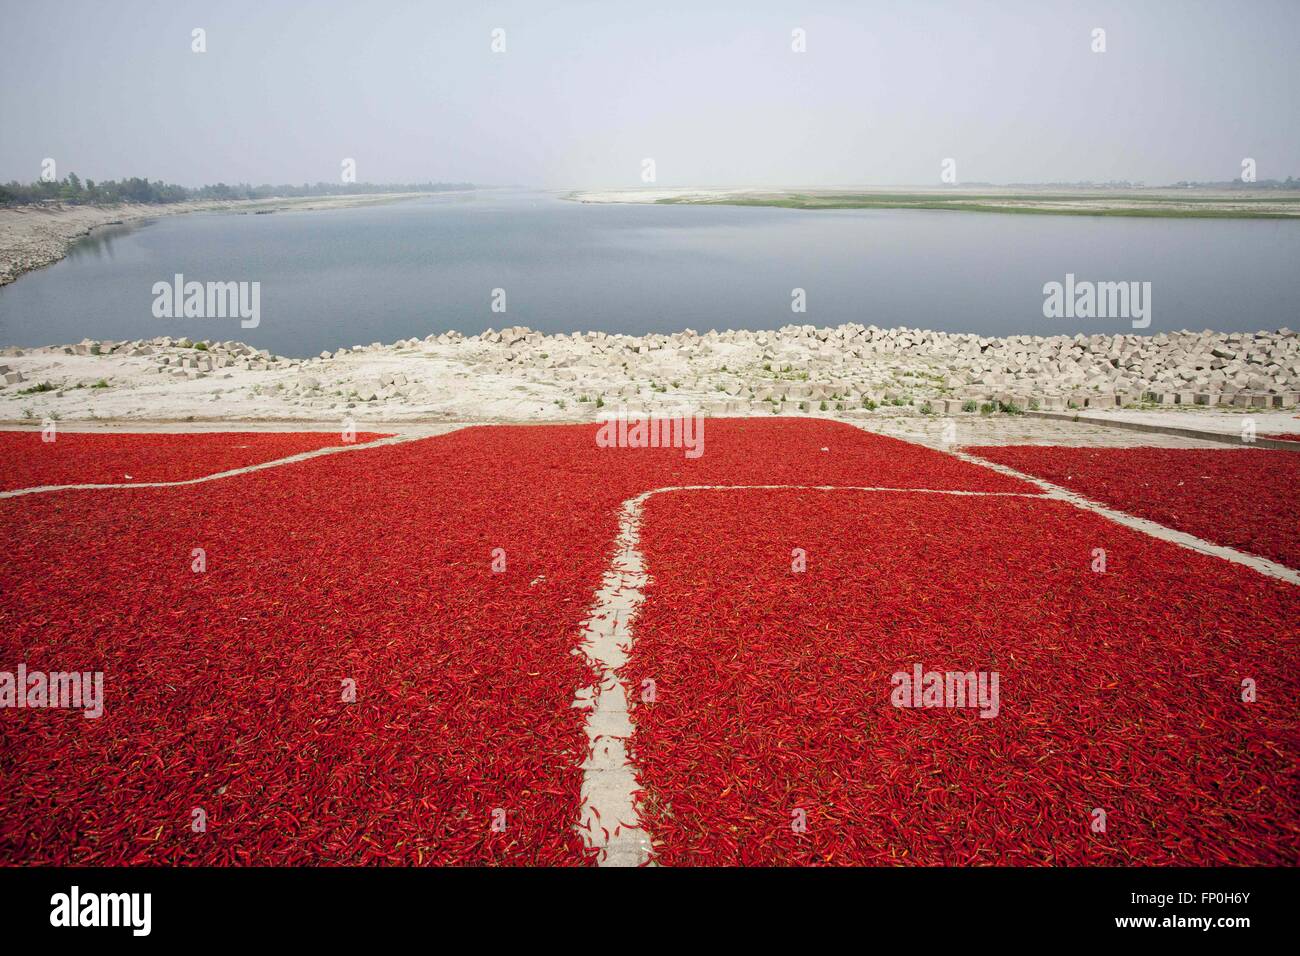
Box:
[2,0,1297,188]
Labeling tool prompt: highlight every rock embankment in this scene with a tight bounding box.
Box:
[1,324,1296,422]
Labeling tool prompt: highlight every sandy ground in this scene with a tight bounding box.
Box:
[0,193,434,287]
[1076,406,1300,435]
[565,186,1300,216]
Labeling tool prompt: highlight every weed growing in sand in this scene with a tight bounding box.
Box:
[862,398,877,410]
[962,400,978,412]
[19,382,56,394]
[91,379,109,389]
[980,402,996,415]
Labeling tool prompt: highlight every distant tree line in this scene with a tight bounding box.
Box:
[1169,177,1298,189]
[0,176,475,206]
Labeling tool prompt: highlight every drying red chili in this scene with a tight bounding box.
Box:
[0,431,390,491]
[0,420,1063,866]
[625,488,1299,865]
[972,445,1300,568]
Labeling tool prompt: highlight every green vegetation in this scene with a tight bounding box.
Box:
[961,400,978,413]
[18,381,56,394]
[0,175,475,207]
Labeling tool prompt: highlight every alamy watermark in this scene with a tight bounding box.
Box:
[50,886,150,936]
[595,407,705,459]
[1043,273,1151,329]
[890,663,1000,718]
[152,273,260,328]
[1,664,103,719]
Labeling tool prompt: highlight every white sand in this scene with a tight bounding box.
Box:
[563,186,1300,216]
[1076,407,1300,435]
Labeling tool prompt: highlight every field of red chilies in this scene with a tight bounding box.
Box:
[626,489,1298,865]
[0,430,388,491]
[1,422,1296,866]
[969,445,1300,568]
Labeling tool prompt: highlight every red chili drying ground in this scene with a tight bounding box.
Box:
[626,490,1299,865]
[0,431,390,492]
[1,420,1025,865]
[968,445,1300,569]
[1263,433,1300,442]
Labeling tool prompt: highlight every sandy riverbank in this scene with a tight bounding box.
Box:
[0,192,434,287]
[566,186,1300,217]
